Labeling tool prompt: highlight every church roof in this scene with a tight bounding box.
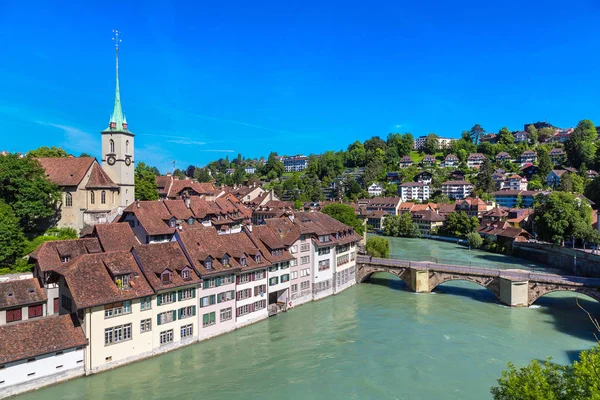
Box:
[36,157,95,186]
[102,39,133,136]
[85,163,118,189]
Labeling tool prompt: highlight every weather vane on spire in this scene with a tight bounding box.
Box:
[112,29,122,50]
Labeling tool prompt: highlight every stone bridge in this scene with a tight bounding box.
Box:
[357,255,600,307]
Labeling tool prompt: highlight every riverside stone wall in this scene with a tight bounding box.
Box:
[512,242,600,278]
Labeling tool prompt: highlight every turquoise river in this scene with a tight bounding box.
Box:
[15,237,600,400]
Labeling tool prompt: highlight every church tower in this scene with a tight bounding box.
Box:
[101,30,134,208]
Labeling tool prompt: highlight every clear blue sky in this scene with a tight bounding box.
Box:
[1,1,600,173]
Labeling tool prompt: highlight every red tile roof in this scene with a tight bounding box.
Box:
[85,163,118,189]
[36,157,95,186]
[31,238,103,272]
[60,251,155,309]
[133,242,202,290]
[0,314,87,364]
[0,278,46,309]
[93,223,139,252]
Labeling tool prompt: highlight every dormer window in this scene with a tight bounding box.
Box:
[161,271,172,284]
[255,253,262,263]
[61,256,71,263]
[115,274,130,289]
[240,257,247,267]
[168,218,176,228]
[181,268,191,281]
[187,218,194,225]
[221,255,230,266]
[205,258,213,270]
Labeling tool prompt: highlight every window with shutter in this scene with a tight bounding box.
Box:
[157,315,161,326]
[157,294,163,306]
[216,277,221,287]
[172,310,177,321]
[210,295,215,305]
[178,291,182,301]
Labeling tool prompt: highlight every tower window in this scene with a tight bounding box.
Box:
[65,192,73,207]
[109,139,115,154]
[90,191,95,205]
[101,191,106,204]
[125,140,129,154]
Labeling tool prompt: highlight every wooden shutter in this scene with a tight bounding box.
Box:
[192,305,196,316]
[157,314,162,326]
[203,280,209,289]
[236,275,240,285]
[250,273,255,282]
[172,310,177,321]
[157,294,162,306]
[178,290,183,301]
[210,295,215,305]
[192,288,196,298]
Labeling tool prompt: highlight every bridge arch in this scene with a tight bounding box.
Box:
[528,287,600,307]
[358,266,412,287]
[428,275,501,301]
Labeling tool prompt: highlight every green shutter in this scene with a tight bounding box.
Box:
[157,314,161,326]
[203,313,208,325]
[157,294,162,306]
[231,274,235,282]
[172,310,177,321]
[210,312,215,323]
[192,305,196,316]
[178,290,182,301]
[191,288,196,298]
[210,295,215,305]
[216,277,221,287]
[203,280,209,289]
[231,290,235,299]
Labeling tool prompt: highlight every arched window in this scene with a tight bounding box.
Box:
[125,140,129,154]
[90,191,95,204]
[109,139,115,153]
[101,191,106,204]
[65,192,73,207]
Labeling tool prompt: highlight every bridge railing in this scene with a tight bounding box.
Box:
[357,255,600,286]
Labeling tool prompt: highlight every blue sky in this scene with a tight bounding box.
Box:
[1,1,600,173]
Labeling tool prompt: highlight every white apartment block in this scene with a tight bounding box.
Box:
[442,180,474,200]
[399,182,430,202]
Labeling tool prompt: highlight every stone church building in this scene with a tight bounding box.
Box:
[38,44,135,233]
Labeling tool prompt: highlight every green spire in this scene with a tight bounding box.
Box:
[106,30,129,132]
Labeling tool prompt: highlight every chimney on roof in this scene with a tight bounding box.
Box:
[166,172,172,176]
[184,196,190,209]
[136,199,140,208]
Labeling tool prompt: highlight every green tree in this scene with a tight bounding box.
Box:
[538,127,555,143]
[79,152,92,158]
[558,172,584,194]
[422,133,439,155]
[265,152,284,179]
[0,201,25,267]
[383,212,420,238]
[173,168,186,179]
[565,119,597,169]
[364,136,387,154]
[537,147,553,179]
[293,199,303,210]
[584,177,600,205]
[444,212,479,237]
[491,347,600,400]
[347,141,367,167]
[0,155,60,232]
[526,124,539,144]
[232,167,246,185]
[475,158,496,193]
[365,236,390,258]
[534,192,592,245]
[466,232,483,249]
[498,127,515,146]
[28,146,69,158]
[134,162,159,201]
[470,124,486,144]
[384,183,398,197]
[194,168,212,183]
[321,203,365,236]
[510,192,521,208]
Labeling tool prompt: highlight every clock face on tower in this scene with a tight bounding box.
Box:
[125,157,131,166]
[107,156,116,166]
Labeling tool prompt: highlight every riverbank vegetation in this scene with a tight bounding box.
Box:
[365,236,390,258]
[0,153,63,273]
[491,306,600,399]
